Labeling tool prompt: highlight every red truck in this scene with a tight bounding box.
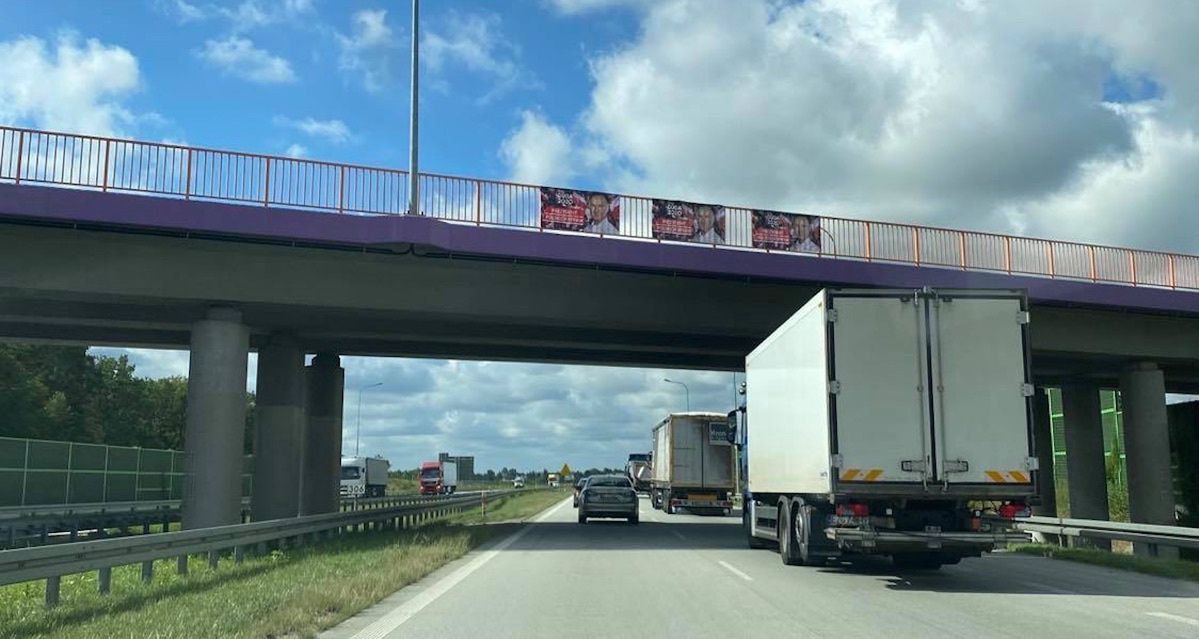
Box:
[418,460,458,495]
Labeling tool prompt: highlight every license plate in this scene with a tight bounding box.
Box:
[690,494,715,502]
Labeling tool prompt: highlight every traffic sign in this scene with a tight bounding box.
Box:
[559,463,572,477]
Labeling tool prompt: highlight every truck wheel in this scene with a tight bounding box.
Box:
[744,505,771,549]
[664,495,675,515]
[795,504,814,565]
[779,500,805,566]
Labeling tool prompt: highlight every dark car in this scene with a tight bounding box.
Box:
[572,476,590,508]
[578,475,639,524]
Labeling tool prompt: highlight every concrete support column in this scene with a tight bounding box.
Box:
[1031,387,1057,517]
[1120,362,1178,559]
[181,308,249,530]
[1060,382,1110,549]
[250,334,306,521]
[300,353,344,516]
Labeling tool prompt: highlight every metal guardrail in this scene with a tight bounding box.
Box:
[0,488,526,606]
[1015,516,1199,554]
[1,125,1196,291]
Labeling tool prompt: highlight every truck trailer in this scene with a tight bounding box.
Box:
[418,460,458,495]
[341,456,390,498]
[650,413,736,515]
[739,288,1034,569]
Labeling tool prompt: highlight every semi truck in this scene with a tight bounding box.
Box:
[625,452,653,493]
[738,288,1034,569]
[340,456,390,498]
[650,413,736,515]
[418,460,458,495]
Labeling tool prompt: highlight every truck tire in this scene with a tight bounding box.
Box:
[664,494,675,515]
[795,504,815,565]
[744,505,772,549]
[779,500,805,566]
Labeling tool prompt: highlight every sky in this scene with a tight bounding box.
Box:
[5,0,1199,471]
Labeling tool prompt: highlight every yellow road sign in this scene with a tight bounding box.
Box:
[559,463,572,477]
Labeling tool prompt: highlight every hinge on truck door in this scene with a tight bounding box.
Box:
[828,380,842,394]
[826,308,838,323]
[1025,457,1040,471]
[830,454,844,468]
[1017,310,1030,325]
[1022,383,1035,397]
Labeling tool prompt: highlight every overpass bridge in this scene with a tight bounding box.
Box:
[0,125,1194,540]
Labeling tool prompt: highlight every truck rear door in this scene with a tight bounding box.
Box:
[670,418,703,487]
[928,293,1033,489]
[700,418,734,489]
[829,293,932,486]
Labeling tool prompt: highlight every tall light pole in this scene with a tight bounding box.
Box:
[407,0,420,216]
[663,378,690,412]
[356,382,383,456]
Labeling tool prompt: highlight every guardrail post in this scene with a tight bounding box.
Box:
[263,158,271,207]
[1047,243,1056,278]
[208,550,219,569]
[142,560,154,583]
[1169,255,1177,288]
[474,181,482,225]
[1004,237,1012,273]
[184,149,193,200]
[14,130,24,184]
[234,545,245,564]
[1129,251,1138,285]
[337,165,346,213]
[99,566,112,594]
[101,139,111,191]
[913,228,921,266]
[959,234,967,270]
[46,576,60,607]
[1089,245,1097,281]
[177,554,189,575]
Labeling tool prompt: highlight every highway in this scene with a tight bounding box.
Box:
[323,496,1199,639]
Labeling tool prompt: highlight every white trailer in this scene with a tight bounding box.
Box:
[340,456,390,498]
[650,412,736,515]
[740,288,1035,569]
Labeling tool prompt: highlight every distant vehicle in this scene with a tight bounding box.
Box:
[625,452,653,493]
[740,288,1034,569]
[340,456,389,498]
[577,475,638,524]
[548,473,560,488]
[512,476,525,488]
[572,476,591,508]
[418,460,458,495]
[651,413,735,515]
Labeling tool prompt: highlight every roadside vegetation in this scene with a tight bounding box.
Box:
[448,488,567,525]
[1012,543,1199,582]
[0,491,560,639]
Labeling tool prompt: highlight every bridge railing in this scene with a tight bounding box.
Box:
[2,125,1196,290]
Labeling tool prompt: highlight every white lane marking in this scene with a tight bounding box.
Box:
[348,497,571,639]
[1147,612,1199,628]
[1022,580,1075,595]
[717,560,753,582]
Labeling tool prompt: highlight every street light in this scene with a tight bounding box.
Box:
[663,378,690,412]
[407,0,421,216]
[356,382,383,456]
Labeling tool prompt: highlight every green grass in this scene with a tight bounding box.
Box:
[1011,543,1199,582]
[448,489,567,525]
[0,494,563,639]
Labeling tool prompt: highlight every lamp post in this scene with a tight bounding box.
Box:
[407,0,421,216]
[356,382,383,456]
[663,378,690,412]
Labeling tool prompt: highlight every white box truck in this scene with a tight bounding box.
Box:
[341,456,390,498]
[651,413,736,515]
[739,288,1034,569]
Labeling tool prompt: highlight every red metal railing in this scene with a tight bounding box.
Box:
[0,125,1194,290]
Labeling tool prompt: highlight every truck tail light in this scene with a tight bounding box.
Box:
[835,503,869,517]
[997,502,1030,519]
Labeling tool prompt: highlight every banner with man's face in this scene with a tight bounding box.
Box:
[540,187,620,234]
[651,199,725,244]
[751,210,821,252]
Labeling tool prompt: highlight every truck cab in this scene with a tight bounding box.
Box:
[419,460,457,495]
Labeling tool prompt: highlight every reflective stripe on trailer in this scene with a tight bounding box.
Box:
[839,468,884,481]
[985,470,1032,483]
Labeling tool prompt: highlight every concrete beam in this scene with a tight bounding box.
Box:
[250,334,306,521]
[1120,363,1179,559]
[300,353,344,516]
[181,308,249,530]
[1060,383,1111,549]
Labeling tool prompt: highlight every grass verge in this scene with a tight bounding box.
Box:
[447,488,568,525]
[1011,543,1199,582]
[0,492,564,639]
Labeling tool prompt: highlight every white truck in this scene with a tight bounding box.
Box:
[341,456,390,498]
[650,412,736,515]
[739,288,1034,569]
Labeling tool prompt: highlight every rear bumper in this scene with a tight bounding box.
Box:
[580,502,638,517]
[826,528,1029,553]
[673,499,732,510]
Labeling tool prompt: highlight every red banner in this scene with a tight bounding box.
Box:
[751,211,821,252]
[651,199,725,244]
[540,187,620,234]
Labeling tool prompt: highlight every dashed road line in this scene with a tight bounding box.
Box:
[1147,612,1199,628]
[718,560,753,582]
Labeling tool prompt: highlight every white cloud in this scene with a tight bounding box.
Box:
[500,110,575,185]
[220,0,316,31]
[546,0,650,14]
[516,0,1199,253]
[196,37,297,84]
[285,143,308,158]
[274,116,352,144]
[423,12,533,101]
[336,9,396,92]
[0,33,141,136]
[158,0,206,23]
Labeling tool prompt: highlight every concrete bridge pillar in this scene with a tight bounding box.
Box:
[1031,387,1057,517]
[300,353,344,515]
[251,334,306,521]
[1120,362,1178,559]
[181,307,249,530]
[1060,382,1111,549]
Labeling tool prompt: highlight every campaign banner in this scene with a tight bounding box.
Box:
[751,211,821,252]
[540,187,620,235]
[651,199,725,244]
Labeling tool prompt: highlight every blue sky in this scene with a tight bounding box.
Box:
[6,0,1199,472]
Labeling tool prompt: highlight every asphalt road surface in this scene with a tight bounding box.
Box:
[324,496,1199,639]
